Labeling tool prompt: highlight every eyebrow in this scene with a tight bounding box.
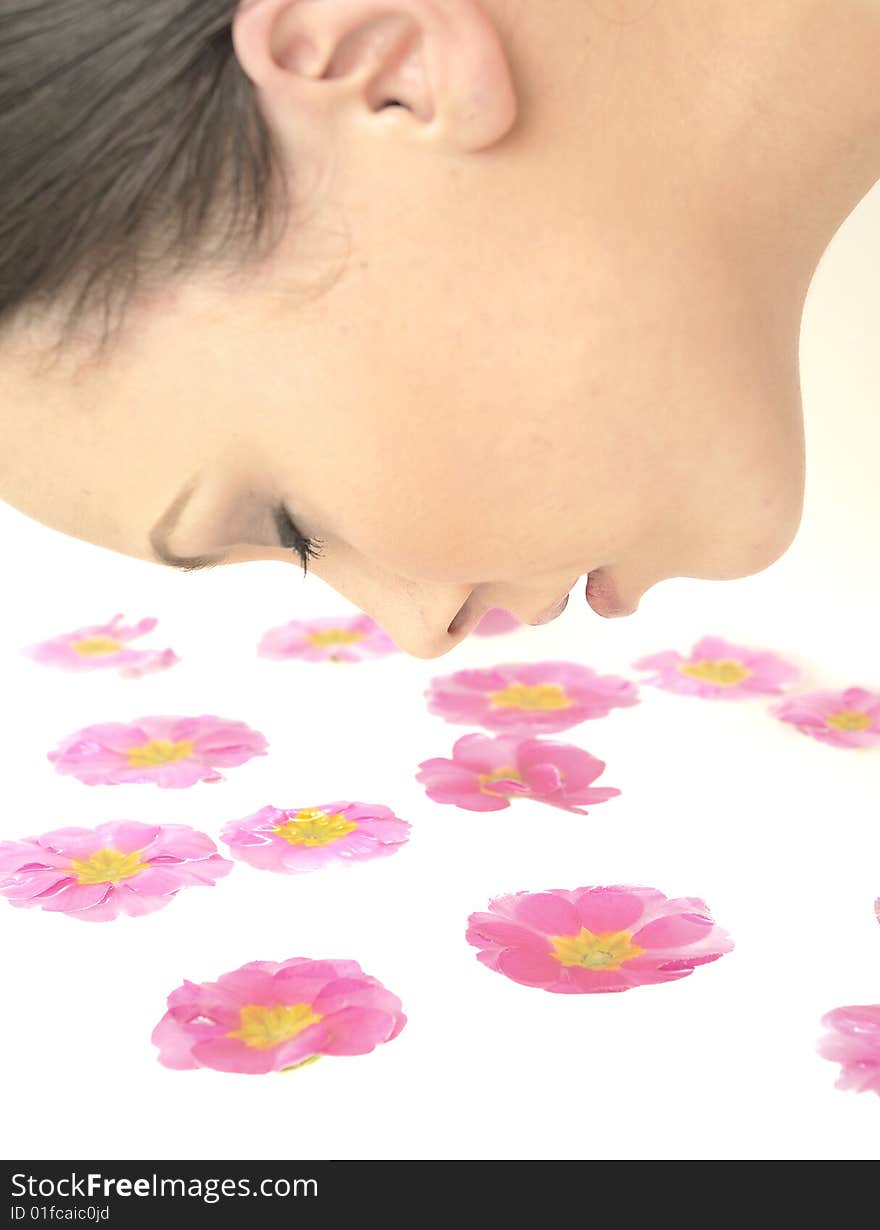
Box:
[149,475,231,573]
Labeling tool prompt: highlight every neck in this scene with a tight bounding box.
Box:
[704,1,880,304]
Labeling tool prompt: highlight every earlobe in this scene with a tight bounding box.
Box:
[232,0,517,153]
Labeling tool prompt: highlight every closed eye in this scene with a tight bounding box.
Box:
[149,474,326,576]
[273,504,325,577]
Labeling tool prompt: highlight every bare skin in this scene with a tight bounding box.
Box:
[1,0,879,657]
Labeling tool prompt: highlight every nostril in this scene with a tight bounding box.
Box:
[447,595,485,638]
[447,606,470,636]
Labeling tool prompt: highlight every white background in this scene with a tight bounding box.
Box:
[1,183,879,1163]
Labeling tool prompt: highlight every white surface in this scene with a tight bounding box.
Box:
[1,185,879,1163]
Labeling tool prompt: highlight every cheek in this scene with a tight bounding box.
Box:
[314,469,492,583]
[310,429,567,583]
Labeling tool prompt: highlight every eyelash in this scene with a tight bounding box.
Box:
[274,505,325,577]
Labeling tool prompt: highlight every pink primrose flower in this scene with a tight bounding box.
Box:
[153,957,406,1073]
[466,885,733,993]
[633,636,799,699]
[222,802,411,873]
[47,714,269,787]
[257,615,399,663]
[425,661,639,735]
[818,1005,880,1096]
[473,609,521,636]
[416,733,620,815]
[20,612,179,678]
[769,687,880,749]
[0,821,232,921]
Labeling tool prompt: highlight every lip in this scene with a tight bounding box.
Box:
[528,591,570,626]
[585,568,634,618]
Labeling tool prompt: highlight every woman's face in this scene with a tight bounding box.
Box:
[1,0,877,657]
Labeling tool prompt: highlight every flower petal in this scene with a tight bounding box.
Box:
[573,888,647,934]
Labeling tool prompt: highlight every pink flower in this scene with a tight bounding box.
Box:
[258,614,399,663]
[473,608,521,636]
[47,714,269,787]
[769,687,880,749]
[633,635,800,699]
[20,612,179,678]
[221,802,411,873]
[466,885,733,993]
[152,957,406,1074]
[425,661,639,735]
[818,1005,880,1096]
[0,821,232,922]
[416,733,620,814]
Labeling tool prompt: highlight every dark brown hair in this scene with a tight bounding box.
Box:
[0,1,292,366]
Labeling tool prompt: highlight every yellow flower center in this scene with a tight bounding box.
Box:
[124,738,195,767]
[549,927,645,971]
[69,847,149,885]
[478,766,524,797]
[307,629,366,648]
[488,682,573,711]
[678,658,751,686]
[825,709,873,732]
[272,808,358,847]
[227,1003,323,1050]
[70,636,125,656]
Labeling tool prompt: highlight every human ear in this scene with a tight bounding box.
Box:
[232,0,517,153]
